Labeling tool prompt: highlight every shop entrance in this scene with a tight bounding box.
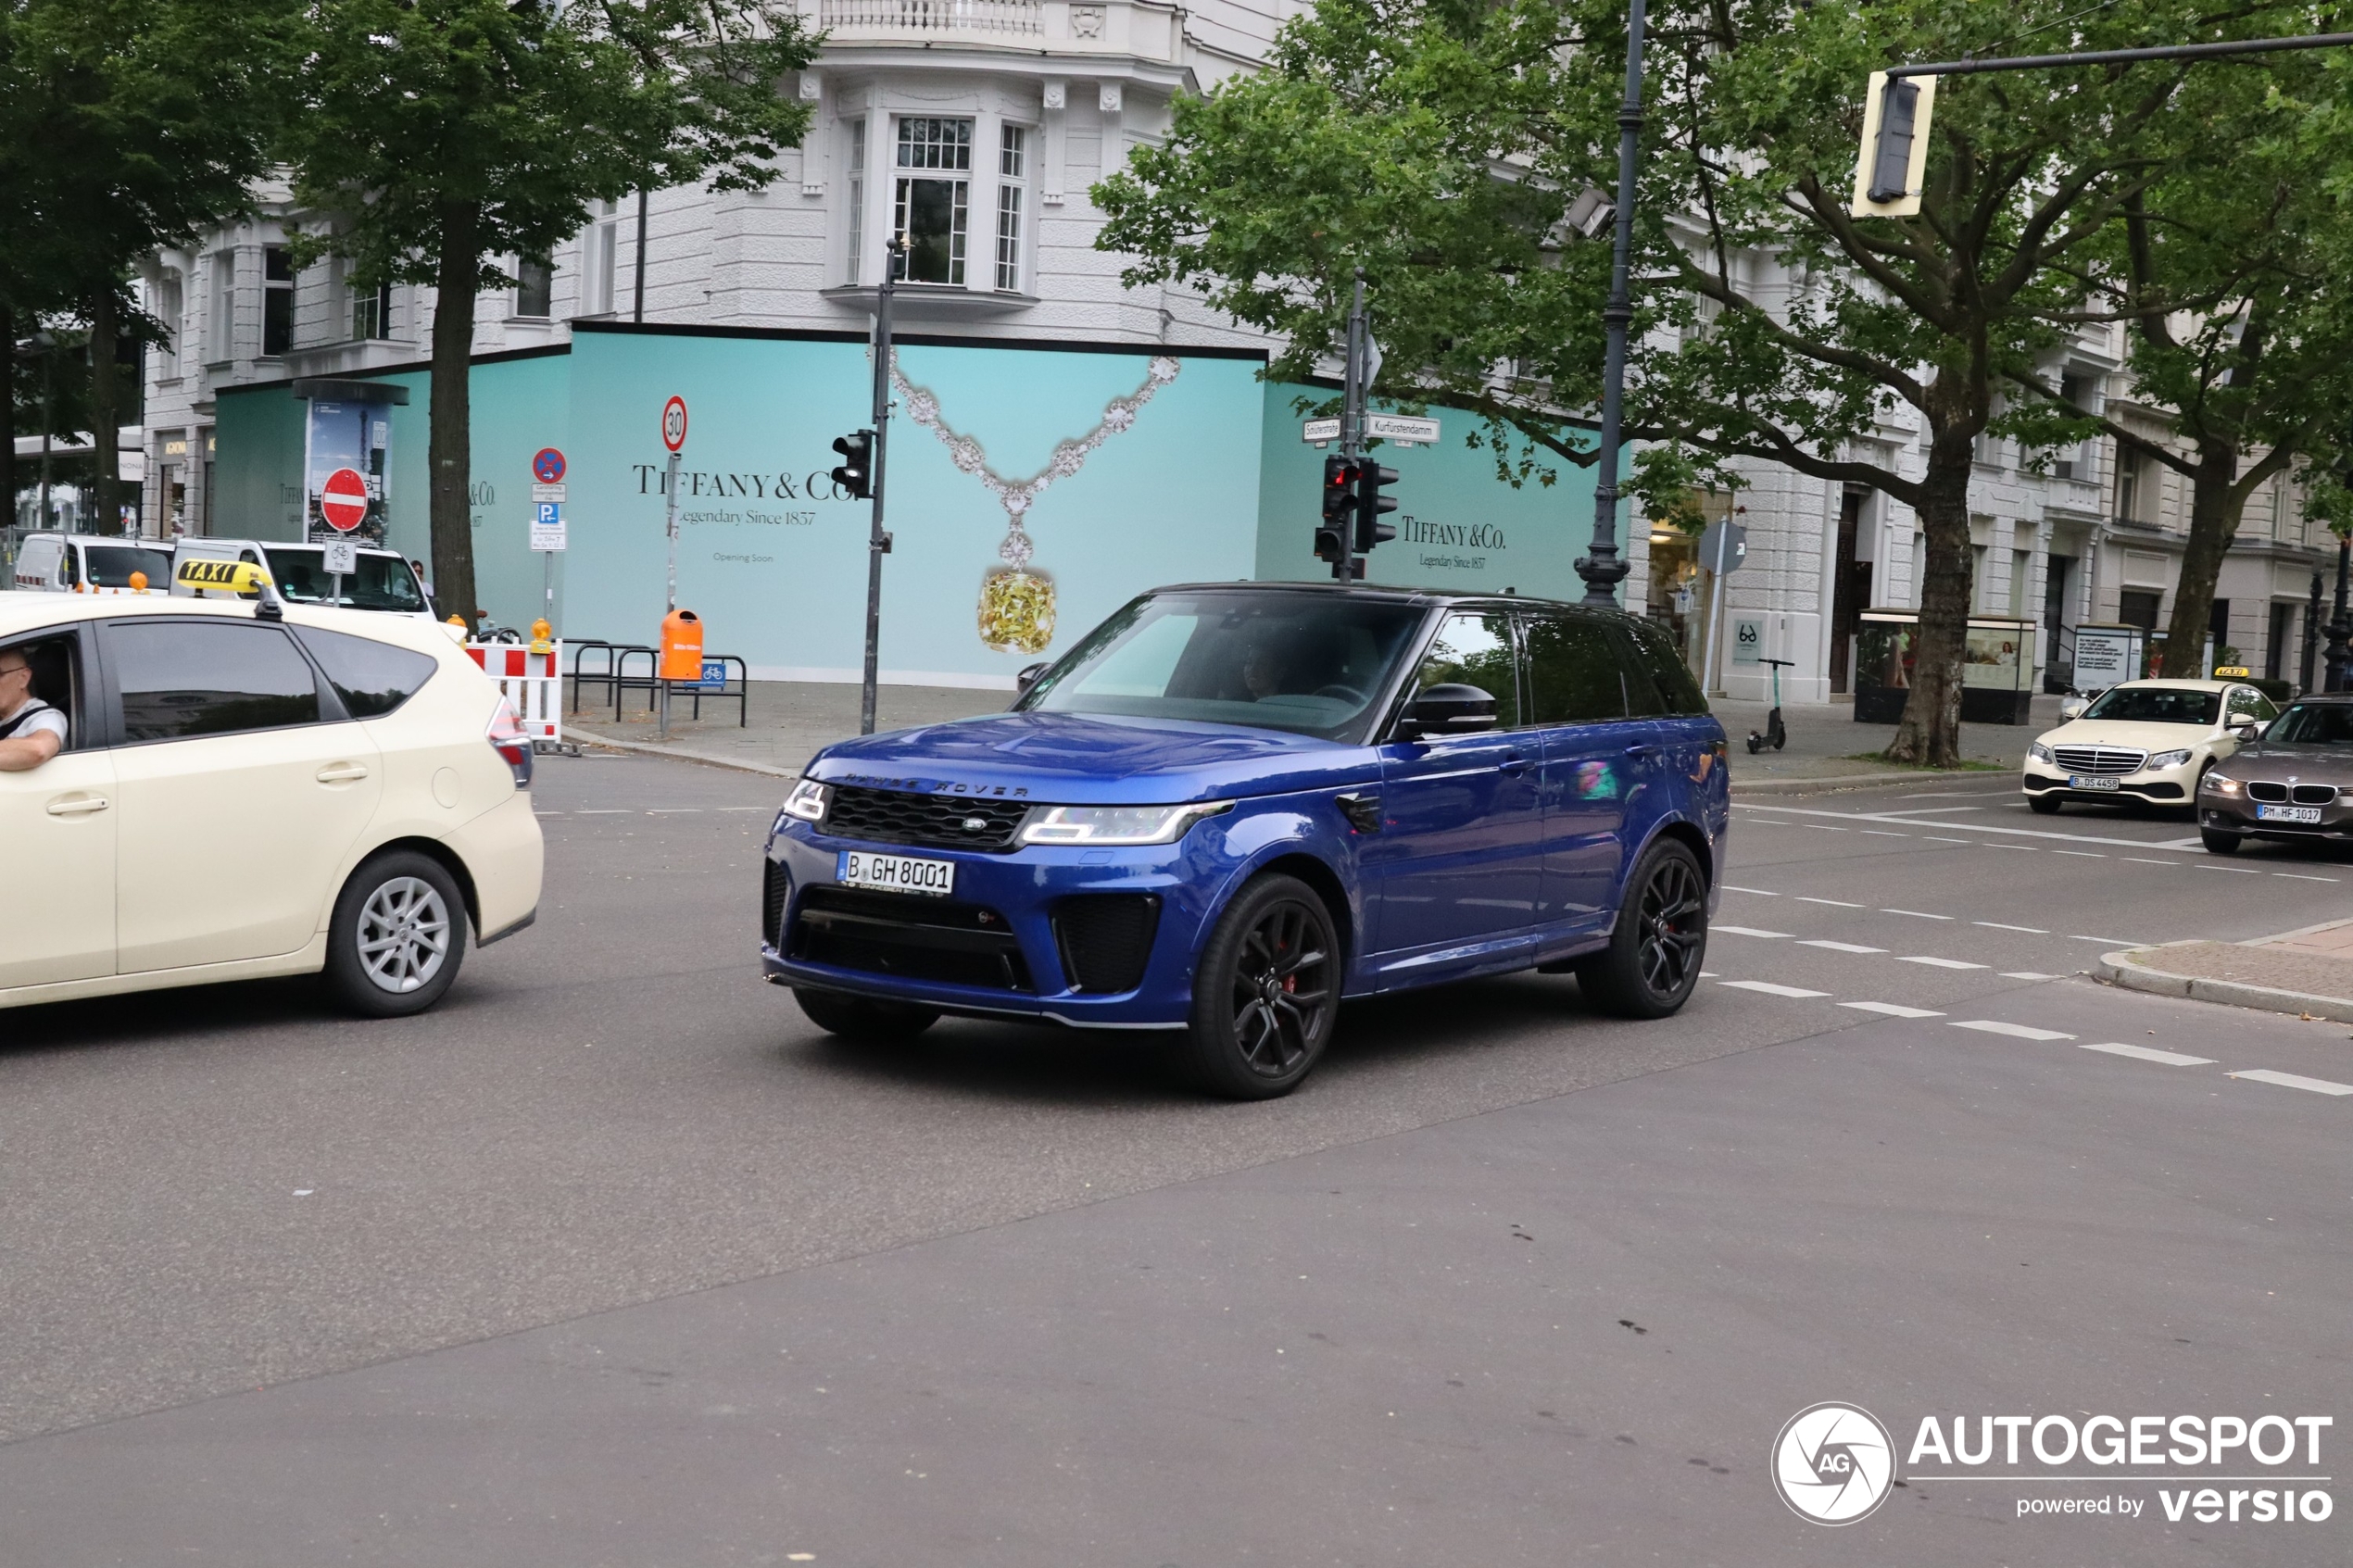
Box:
[1829,486,1872,694]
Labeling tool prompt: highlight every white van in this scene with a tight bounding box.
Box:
[11,532,178,596]
[173,537,437,621]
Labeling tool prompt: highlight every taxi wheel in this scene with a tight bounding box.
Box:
[1577,838,1706,1020]
[324,850,467,1017]
[1185,874,1339,1101]
[794,986,940,1044]
[2028,793,2063,815]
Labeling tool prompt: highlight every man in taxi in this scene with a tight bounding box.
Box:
[0,645,66,771]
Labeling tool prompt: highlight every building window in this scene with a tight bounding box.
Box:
[996,124,1026,292]
[155,274,184,376]
[845,119,867,285]
[262,245,294,357]
[208,251,237,360]
[350,280,392,340]
[579,204,618,317]
[895,117,972,285]
[2118,447,2156,524]
[514,258,553,319]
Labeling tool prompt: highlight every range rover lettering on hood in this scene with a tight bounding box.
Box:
[835,774,1031,798]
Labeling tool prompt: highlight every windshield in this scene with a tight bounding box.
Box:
[1018,590,1428,741]
[2266,703,2353,747]
[2081,687,2220,726]
[265,548,428,613]
[81,544,174,588]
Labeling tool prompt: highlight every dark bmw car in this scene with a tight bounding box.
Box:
[2198,694,2353,852]
[761,583,1729,1098]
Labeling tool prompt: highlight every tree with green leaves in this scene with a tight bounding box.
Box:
[1099,0,2325,763]
[286,0,818,623]
[0,0,294,532]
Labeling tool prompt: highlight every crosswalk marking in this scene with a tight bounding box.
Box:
[1950,1020,2074,1042]
[2228,1069,2353,1097]
[2082,1041,2214,1067]
[1718,980,1831,999]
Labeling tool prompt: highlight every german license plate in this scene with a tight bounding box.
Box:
[2257,804,2322,824]
[837,850,955,897]
[2068,775,2120,791]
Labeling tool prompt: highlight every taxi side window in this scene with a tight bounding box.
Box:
[1521,612,1627,725]
[4,633,83,749]
[293,626,438,718]
[1410,611,1522,728]
[107,621,323,741]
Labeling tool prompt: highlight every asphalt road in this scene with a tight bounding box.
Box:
[0,756,2346,1565]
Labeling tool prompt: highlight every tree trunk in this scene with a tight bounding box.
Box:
[429,201,483,629]
[2158,444,2238,680]
[87,284,120,536]
[1885,435,1974,767]
[0,302,15,531]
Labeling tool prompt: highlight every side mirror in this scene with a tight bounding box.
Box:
[1014,660,1051,694]
[2228,711,2260,739]
[2058,696,2088,721]
[1394,682,1498,741]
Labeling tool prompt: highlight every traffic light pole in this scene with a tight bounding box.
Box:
[860,237,903,737]
[1336,270,1367,583]
[1577,0,1646,610]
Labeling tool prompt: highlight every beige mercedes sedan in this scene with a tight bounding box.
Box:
[2,567,541,1017]
[2021,678,2279,815]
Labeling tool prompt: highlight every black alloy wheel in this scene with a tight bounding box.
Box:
[1576,838,1708,1020]
[1185,874,1339,1100]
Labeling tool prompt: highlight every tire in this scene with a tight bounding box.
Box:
[2028,793,2063,815]
[1576,838,1708,1020]
[794,986,941,1043]
[2201,828,2243,855]
[1182,873,1340,1101]
[324,850,468,1018]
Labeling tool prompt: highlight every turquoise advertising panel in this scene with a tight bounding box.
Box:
[1253,387,1599,600]
[561,327,1269,685]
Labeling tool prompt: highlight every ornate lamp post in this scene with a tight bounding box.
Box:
[1576,0,1650,608]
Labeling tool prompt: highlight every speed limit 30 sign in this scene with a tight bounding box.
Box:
[661,395,688,453]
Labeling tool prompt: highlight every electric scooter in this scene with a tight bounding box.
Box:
[1747,657,1793,754]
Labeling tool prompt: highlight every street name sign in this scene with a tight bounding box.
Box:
[1301,418,1341,445]
[1366,413,1441,446]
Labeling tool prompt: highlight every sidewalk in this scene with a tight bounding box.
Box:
[2099,918,2353,1024]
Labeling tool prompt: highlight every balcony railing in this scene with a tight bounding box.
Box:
[818,0,1042,34]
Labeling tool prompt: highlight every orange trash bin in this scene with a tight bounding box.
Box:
[660,608,705,681]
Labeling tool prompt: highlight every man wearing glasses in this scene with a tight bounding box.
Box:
[0,647,66,771]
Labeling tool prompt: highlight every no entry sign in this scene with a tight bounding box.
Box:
[532,447,567,483]
[320,467,369,533]
[661,395,688,453]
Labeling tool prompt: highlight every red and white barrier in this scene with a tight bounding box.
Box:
[465,641,563,744]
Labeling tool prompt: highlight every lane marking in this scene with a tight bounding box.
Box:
[1718,980,1832,998]
[646,809,703,815]
[2274,872,2340,883]
[2122,858,2177,866]
[2000,971,2066,981]
[2153,836,2205,848]
[1951,1020,2075,1041]
[1730,802,2202,852]
[1983,843,2039,851]
[2082,1041,2215,1067]
[1861,830,1910,837]
[1840,1001,1944,1018]
[2070,934,2148,946]
[1882,802,1991,811]
[2052,849,2105,859]
[1924,836,1971,844]
[1901,956,1989,970]
[1800,940,1886,954]
[1699,971,1718,978]
[1797,897,1865,908]
[575,809,631,814]
[716,806,774,812]
[1975,921,2049,934]
[535,811,565,818]
[1806,824,1849,832]
[1715,925,1792,939]
[1723,885,1780,896]
[2229,1069,2353,1098]
[1882,909,1952,920]
[2197,865,2261,875]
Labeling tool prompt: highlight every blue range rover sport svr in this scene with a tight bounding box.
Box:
[762,583,1728,1098]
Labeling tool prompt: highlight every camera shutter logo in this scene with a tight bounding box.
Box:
[1772,1402,1897,1525]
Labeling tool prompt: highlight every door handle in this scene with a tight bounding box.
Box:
[45,794,108,816]
[316,762,371,784]
[1499,755,1533,775]
[1624,744,1661,759]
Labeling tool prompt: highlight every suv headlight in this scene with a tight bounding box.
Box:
[1018,800,1234,846]
[2145,748,2194,771]
[782,778,832,822]
[2029,741,2054,765]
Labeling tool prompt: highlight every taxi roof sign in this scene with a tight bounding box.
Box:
[173,556,287,620]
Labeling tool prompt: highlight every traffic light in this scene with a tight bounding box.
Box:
[1315,453,1352,564]
[830,430,875,500]
[1353,460,1398,554]
[1850,70,1935,218]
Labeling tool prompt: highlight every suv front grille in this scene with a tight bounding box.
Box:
[821,784,1032,852]
[1053,894,1163,994]
[2054,745,2146,776]
[788,884,1032,992]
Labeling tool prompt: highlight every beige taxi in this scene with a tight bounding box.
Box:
[1,561,541,1017]
[2021,678,2278,814]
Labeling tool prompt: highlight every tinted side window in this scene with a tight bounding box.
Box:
[1621,617,1709,716]
[294,625,439,717]
[1522,613,1628,724]
[1409,611,1521,728]
[109,621,322,740]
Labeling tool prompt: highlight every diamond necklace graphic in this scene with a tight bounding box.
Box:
[891,351,1182,654]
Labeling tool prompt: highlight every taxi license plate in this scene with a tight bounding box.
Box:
[2257,804,2323,824]
[838,850,955,897]
[2068,775,2120,791]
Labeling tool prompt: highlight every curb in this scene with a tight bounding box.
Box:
[2095,949,2353,1024]
[1730,770,1998,795]
[568,732,802,781]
